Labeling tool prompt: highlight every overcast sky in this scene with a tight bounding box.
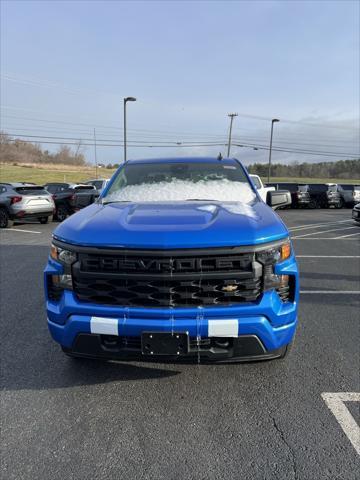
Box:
[1,0,359,165]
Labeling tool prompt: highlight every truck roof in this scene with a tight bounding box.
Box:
[126,157,239,166]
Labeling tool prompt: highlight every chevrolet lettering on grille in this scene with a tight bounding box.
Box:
[80,255,252,274]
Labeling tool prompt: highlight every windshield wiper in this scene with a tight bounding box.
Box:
[185,198,216,202]
[101,199,131,205]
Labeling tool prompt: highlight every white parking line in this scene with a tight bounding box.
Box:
[297,256,360,258]
[332,232,360,239]
[289,220,352,231]
[321,392,360,456]
[292,226,358,239]
[300,291,360,294]
[2,228,41,234]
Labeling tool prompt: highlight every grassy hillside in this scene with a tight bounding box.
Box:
[0,163,115,184]
[0,163,359,186]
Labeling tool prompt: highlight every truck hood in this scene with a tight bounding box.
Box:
[53,201,289,249]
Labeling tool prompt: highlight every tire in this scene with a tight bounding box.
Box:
[336,199,344,209]
[39,216,49,224]
[55,205,68,222]
[309,199,318,209]
[0,208,13,228]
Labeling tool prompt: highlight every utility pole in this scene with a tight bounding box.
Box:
[227,113,238,157]
[93,128,98,179]
[267,118,280,183]
[123,96,137,162]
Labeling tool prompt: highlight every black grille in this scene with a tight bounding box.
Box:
[275,275,295,303]
[276,284,290,302]
[72,249,262,307]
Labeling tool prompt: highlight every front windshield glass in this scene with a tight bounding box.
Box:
[87,180,103,190]
[104,161,256,204]
[251,176,261,189]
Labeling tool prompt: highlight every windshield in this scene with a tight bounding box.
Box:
[341,184,360,191]
[104,161,256,204]
[72,185,95,191]
[15,186,49,195]
[87,180,103,190]
[251,176,262,189]
[279,183,298,192]
[298,185,308,192]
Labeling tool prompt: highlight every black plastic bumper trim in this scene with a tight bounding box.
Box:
[64,333,285,363]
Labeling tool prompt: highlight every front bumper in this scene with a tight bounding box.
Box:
[352,209,360,222]
[61,332,288,362]
[45,255,298,361]
[326,197,340,206]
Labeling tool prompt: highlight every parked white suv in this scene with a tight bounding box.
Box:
[0,183,55,225]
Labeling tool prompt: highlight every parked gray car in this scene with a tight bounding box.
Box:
[352,203,360,223]
[0,183,55,228]
[337,184,360,207]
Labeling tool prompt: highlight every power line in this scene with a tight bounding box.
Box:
[1,76,358,131]
[2,125,358,150]
[4,138,226,148]
[4,136,359,159]
[3,107,358,144]
[3,132,359,156]
[2,132,227,145]
[234,144,359,158]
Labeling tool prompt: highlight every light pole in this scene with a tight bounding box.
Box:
[267,118,279,182]
[123,96,136,162]
[227,113,238,157]
[93,128,98,179]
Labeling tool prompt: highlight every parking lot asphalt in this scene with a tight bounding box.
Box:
[1,209,359,480]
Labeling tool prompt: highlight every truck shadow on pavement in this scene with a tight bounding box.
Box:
[1,351,181,392]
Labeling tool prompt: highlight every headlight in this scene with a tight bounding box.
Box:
[256,240,293,301]
[50,243,77,266]
[256,240,291,265]
[49,243,77,296]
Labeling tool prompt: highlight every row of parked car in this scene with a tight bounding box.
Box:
[266,182,360,209]
[0,177,359,228]
[0,179,109,228]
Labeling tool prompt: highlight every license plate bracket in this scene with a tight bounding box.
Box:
[141,332,189,355]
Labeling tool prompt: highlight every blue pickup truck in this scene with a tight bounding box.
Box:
[45,157,298,362]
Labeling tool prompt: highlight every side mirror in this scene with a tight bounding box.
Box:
[266,190,291,210]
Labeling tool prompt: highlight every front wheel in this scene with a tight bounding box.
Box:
[309,199,318,209]
[336,199,344,209]
[39,216,49,224]
[0,208,13,228]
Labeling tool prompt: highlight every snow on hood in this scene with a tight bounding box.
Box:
[105,178,256,204]
[196,202,258,219]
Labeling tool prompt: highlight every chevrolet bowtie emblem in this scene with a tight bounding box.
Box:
[222,285,238,292]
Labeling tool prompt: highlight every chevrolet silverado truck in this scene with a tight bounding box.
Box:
[44,157,298,362]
